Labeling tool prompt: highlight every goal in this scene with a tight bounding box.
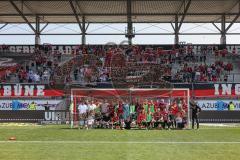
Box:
[70,88,190,129]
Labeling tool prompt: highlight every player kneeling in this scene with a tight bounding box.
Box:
[137,110,146,129]
[152,108,162,129]
[142,110,153,130]
[101,113,111,129]
[111,112,120,129]
[175,112,187,129]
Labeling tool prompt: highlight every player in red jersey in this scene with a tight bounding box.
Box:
[117,101,124,129]
[160,107,170,129]
[182,99,188,113]
[137,110,146,129]
[152,108,162,129]
[111,112,120,129]
[108,101,115,129]
[108,101,115,119]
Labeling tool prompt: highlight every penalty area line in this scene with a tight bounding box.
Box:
[0,141,240,144]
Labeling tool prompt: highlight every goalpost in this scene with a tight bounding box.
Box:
[70,88,190,129]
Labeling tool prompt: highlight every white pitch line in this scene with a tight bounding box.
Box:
[0,141,240,144]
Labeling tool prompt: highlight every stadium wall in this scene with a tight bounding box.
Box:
[0,110,240,123]
[0,44,240,54]
[0,82,240,123]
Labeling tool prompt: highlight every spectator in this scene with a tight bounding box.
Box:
[228,102,235,111]
[73,68,78,81]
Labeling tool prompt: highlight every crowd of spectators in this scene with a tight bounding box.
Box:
[173,61,233,83]
[0,45,237,85]
[70,45,236,84]
[0,49,62,84]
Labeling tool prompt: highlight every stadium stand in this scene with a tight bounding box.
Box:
[1,45,239,86]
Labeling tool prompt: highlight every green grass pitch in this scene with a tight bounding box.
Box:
[0,125,240,160]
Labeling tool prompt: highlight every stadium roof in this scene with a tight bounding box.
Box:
[1,0,240,23]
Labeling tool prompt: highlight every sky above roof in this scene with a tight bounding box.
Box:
[1,23,240,44]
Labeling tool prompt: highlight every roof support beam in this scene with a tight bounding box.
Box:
[178,0,192,32]
[220,15,226,45]
[36,16,40,35]
[176,0,185,14]
[75,0,90,35]
[9,0,36,32]
[3,13,240,17]
[69,0,83,31]
[226,1,240,32]
[35,16,41,46]
[22,1,47,23]
[74,0,84,14]
[174,0,191,44]
[174,15,179,45]
[40,23,49,32]
[82,16,86,45]
[126,0,134,45]
[170,22,175,30]
[213,0,240,22]
[212,23,221,33]
[69,0,89,45]
[86,23,90,31]
[226,14,240,32]
[173,0,184,23]
[0,32,195,35]
[0,23,8,30]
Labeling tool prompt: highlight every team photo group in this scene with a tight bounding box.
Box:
[72,97,199,130]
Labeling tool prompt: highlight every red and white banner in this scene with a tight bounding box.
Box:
[0,84,64,97]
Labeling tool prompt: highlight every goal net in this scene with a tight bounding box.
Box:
[70,88,190,129]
